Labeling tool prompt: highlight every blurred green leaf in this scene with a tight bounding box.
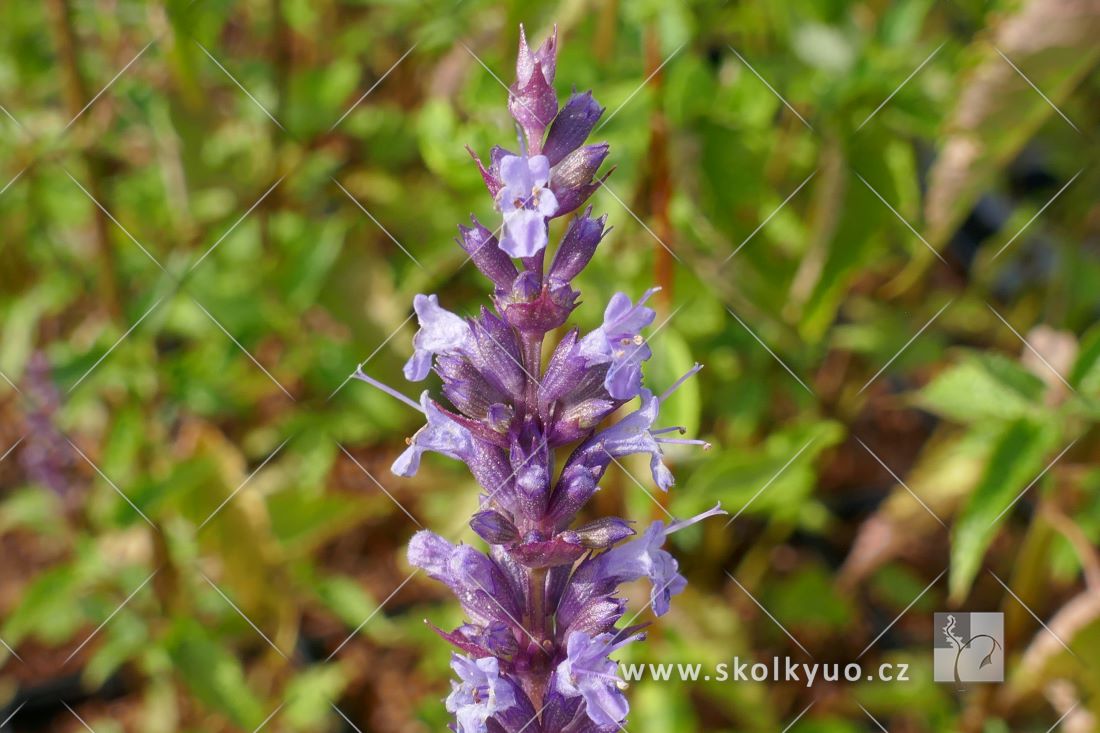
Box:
[284,665,350,730]
[681,421,843,524]
[918,353,1047,423]
[950,418,1059,600]
[165,618,267,730]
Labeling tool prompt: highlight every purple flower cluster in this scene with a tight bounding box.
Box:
[358,26,721,733]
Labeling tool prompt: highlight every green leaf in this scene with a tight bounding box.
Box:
[165,618,266,729]
[950,419,1058,600]
[2,564,84,644]
[84,612,149,687]
[267,490,372,553]
[284,665,349,730]
[311,574,378,629]
[917,353,1046,423]
[1070,323,1100,395]
[765,565,853,632]
[680,421,844,524]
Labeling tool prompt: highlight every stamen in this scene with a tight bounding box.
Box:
[655,437,710,448]
[354,368,425,413]
[658,362,703,403]
[651,426,687,435]
[666,503,727,534]
[637,286,661,306]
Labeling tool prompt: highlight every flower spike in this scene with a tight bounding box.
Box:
[362,26,720,732]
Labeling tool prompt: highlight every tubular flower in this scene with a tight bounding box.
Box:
[356,26,721,732]
[497,154,559,258]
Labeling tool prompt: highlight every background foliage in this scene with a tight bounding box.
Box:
[2,0,1099,731]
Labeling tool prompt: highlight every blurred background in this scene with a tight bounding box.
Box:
[1,0,1099,731]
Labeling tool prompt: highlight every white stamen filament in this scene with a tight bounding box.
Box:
[658,362,703,403]
[355,369,425,413]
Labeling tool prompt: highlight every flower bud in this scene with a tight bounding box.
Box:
[457,215,518,290]
[470,510,520,545]
[543,91,604,166]
[562,517,636,549]
[511,418,550,521]
[510,25,558,151]
[550,144,610,217]
[548,207,608,284]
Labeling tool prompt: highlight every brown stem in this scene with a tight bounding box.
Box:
[528,566,547,639]
[595,0,620,65]
[641,26,674,312]
[45,0,121,316]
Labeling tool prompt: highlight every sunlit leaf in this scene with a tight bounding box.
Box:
[950,418,1059,600]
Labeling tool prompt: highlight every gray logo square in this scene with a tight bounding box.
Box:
[933,612,1004,683]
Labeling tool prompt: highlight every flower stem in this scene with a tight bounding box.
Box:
[529,566,547,639]
[520,332,542,409]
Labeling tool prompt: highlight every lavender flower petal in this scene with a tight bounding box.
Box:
[577,288,658,400]
[392,392,475,476]
[548,208,608,285]
[549,143,610,217]
[554,631,640,728]
[405,294,475,381]
[498,154,558,258]
[459,216,519,290]
[446,655,517,733]
[470,510,520,545]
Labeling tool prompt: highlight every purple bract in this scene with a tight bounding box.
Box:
[358,26,721,732]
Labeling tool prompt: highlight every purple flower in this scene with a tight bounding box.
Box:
[554,631,641,728]
[355,27,719,733]
[470,510,520,545]
[446,655,517,733]
[20,352,76,500]
[598,504,727,616]
[591,369,708,490]
[554,505,726,642]
[578,288,659,400]
[404,294,474,382]
[408,531,524,627]
[391,392,475,476]
[497,154,558,258]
